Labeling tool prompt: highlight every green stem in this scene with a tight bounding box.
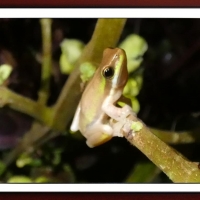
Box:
[38,18,52,104]
[0,87,53,127]
[150,127,200,144]
[125,162,161,183]
[124,114,200,183]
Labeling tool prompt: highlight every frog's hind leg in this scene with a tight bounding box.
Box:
[86,124,113,148]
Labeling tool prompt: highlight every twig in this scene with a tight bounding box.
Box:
[38,18,52,104]
[125,162,161,183]
[122,113,200,183]
[0,87,53,126]
[150,127,200,144]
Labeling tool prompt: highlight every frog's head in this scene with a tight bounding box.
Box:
[100,48,128,89]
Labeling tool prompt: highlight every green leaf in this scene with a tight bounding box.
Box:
[7,176,32,183]
[0,64,12,85]
[119,34,148,73]
[80,62,96,83]
[60,39,85,74]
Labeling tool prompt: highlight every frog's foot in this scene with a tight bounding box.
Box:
[112,120,124,137]
[118,105,135,121]
[112,117,135,138]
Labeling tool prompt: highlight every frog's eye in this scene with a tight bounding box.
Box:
[102,66,114,79]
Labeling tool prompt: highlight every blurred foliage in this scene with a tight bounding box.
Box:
[79,62,96,84]
[1,18,200,183]
[60,38,85,74]
[0,64,12,85]
[119,34,148,73]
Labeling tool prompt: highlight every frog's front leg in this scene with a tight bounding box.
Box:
[102,102,134,122]
[102,98,135,137]
[85,123,113,148]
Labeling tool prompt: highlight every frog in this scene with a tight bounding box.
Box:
[70,48,133,148]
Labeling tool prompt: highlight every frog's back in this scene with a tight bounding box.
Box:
[79,75,106,133]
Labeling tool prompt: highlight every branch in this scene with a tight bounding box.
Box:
[121,113,200,183]
[0,87,53,126]
[150,127,200,144]
[125,162,161,183]
[38,18,52,104]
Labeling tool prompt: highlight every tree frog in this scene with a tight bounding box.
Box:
[70,48,133,148]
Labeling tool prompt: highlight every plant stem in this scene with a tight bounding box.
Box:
[38,18,52,105]
[123,114,200,183]
[125,162,161,183]
[0,87,53,126]
[150,127,200,144]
